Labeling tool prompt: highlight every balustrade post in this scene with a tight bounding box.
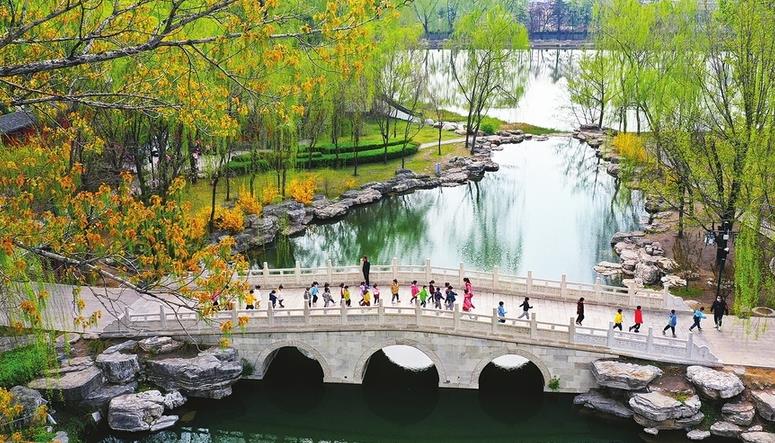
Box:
[646,328,654,354]
[568,317,576,342]
[267,303,274,326]
[263,261,269,286]
[686,332,694,359]
[378,302,385,325]
[560,273,567,299]
[425,258,431,282]
[662,285,671,309]
[492,266,499,292]
[527,271,533,294]
[606,322,614,348]
[327,259,333,283]
[303,301,310,324]
[392,257,399,281]
[594,276,602,299]
[295,262,301,285]
[458,262,465,287]
[231,303,238,324]
[159,305,167,329]
[491,308,498,334]
[415,302,422,327]
[340,300,347,324]
[628,284,635,306]
[454,303,460,331]
[530,312,537,339]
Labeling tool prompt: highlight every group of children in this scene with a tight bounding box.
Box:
[605,295,730,338]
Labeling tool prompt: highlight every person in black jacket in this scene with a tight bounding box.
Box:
[518,297,533,319]
[710,296,729,330]
[576,297,585,326]
[361,256,370,285]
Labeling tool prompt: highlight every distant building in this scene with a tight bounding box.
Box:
[0,111,36,144]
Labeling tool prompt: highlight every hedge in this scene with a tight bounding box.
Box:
[226,157,271,175]
[304,138,410,155]
[296,142,418,169]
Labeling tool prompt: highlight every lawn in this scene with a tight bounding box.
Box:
[181,142,470,211]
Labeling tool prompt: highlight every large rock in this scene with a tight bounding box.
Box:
[339,188,382,206]
[687,429,711,440]
[742,432,775,443]
[573,390,633,418]
[629,392,703,430]
[102,340,137,355]
[591,360,662,390]
[752,390,775,421]
[686,366,745,399]
[313,200,351,220]
[9,386,46,428]
[634,262,662,285]
[722,401,756,426]
[95,352,140,384]
[163,391,187,410]
[710,421,745,438]
[138,336,183,355]
[82,382,137,411]
[29,361,104,403]
[144,348,242,399]
[107,390,177,432]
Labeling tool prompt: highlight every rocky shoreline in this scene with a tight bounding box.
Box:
[9,336,243,438]
[217,130,538,253]
[575,359,775,441]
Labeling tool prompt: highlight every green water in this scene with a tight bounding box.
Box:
[253,138,644,283]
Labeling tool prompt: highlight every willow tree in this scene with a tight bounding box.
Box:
[447,4,529,152]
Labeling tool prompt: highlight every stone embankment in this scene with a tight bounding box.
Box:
[221,128,539,253]
[14,336,243,435]
[575,359,775,441]
[572,125,624,178]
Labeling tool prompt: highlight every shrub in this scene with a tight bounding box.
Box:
[288,177,316,205]
[480,121,497,135]
[240,358,255,377]
[225,156,271,175]
[307,138,411,154]
[235,193,262,215]
[295,142,418,169]
[612,133,648,163]
[213,206,244,233]
[0,344,51,387]
[548,376,561,391]
[260,186,279,205]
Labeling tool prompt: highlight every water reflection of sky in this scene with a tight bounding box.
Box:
[253,138,644,283]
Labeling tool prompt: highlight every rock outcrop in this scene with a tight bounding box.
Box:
[144,347,242,399]
[138,336,183,355]
[628,392,703,430]
[573,391,633,418]
[81,382,137,411]
[710,421,745,439]
[722,401,756,426]
[687,429,711,440]
[107,390,178,432]
[752,390,775,421]
[741,432,775,443]
[686,366,745,399]
[591,360,662,390]
[28,358,104,403]
[95,352,140,384]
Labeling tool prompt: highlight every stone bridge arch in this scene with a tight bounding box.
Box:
[469,347,552,390]
[253,339,333,382]
[353,338,449,385]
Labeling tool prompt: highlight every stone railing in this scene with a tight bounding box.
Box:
[239,258,684,311]
[109,302,718,366]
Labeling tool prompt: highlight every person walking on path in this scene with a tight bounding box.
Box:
[433,287,444,309]
[276,285,285,308]
[497,301,507,323]
[303,287,311,307]
[689,307,706,332]
[310,282,320,307]
[254,285,262,307]
[613,308,624,330]
[463,278,474,298]
[361,256,371,286]
[628,306,643,332]
[462,288,475,312]
[575,297,585,326]
[391,279,400,304]
[711,296,729,330]
[445,286,456,310]
[372,284,381,305]
[342,285,352,307]
[418,285,429,307]
[269,290,278,309]
[245,289,256,310]
[518,297,533,319]
[360,288,372,306]
[339,283,346,304]
[323,283,335,307]
[410,280,419,305]
[663,310,678,337]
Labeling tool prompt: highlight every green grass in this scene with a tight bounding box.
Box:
[671,285,704,299]
[501,122,559,135]
[181,142,469,210]
[0,344,53,387]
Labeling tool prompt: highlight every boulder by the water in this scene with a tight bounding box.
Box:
[687,429,711,440]
[81,382,137,411]
[144,347,242,399]
[95,352,140,384]
[710,421,746,439]
[752,390,775,421]
[102,340,137,355]
[741,432,775,443]
[29,359,104,403]
[722,401,756,426]
[592,360,662,390]
[138,336,183,355]
[107,390,176,432]
[685,366,745,400]
[629,391,703,430]
[573,390,633,418]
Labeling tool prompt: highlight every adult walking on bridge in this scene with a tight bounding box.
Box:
[711,296,729,330]
[628,306,643,332]
[575,297,585,326]
[518,297,533,319]
[361,256,371,286]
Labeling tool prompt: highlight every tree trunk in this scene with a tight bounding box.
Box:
[208,175,219,233]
